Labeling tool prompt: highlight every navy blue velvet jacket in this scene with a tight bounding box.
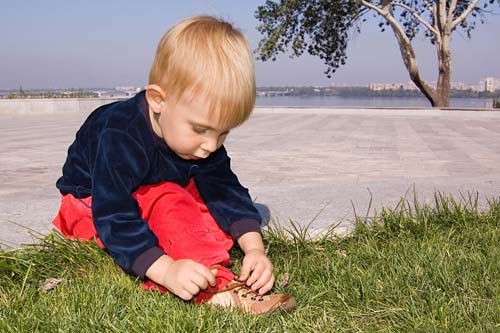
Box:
[56,91,262,279]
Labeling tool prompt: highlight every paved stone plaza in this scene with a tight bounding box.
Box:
[1,107,500,248]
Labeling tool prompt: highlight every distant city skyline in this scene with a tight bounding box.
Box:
[1,1,499,90]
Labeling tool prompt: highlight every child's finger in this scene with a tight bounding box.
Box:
[246,264,264,287]
[258,274,275,295]
[250,268,273,291]
[177,289,194,301]
[238,262,252,281]
[195,265,217,288]
[189,272,210,290]
[209,268,218,286]
[183,281,202,297]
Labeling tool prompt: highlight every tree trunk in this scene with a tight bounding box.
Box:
[361,0,462,108]
[435,32,452,107]
[383,13,438,106]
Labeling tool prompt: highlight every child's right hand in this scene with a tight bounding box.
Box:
[164,259,218,300]
[146,255,217,300]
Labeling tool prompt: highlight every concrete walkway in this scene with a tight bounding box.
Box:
[1,107,500,248]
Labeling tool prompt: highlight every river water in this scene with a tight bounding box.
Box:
[255,96,495,108]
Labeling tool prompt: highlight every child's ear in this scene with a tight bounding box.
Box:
[146,84,166,114]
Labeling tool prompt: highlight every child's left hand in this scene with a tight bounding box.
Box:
[239,249,275,295]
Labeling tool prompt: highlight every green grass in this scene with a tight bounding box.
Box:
[1,192,500,332]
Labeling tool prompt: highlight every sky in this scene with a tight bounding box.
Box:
[1,0,499,89]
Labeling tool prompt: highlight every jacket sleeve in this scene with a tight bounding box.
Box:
[196,147,262,239]
[91,128,163,278]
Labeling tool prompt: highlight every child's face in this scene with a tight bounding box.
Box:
[152,90,231,160]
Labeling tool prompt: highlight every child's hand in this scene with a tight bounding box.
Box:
[239,249,275,295]
[164,259,217,300]
[147,256,217,301]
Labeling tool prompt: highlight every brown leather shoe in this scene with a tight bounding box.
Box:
[204,280,296,315]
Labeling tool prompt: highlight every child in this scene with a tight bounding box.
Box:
[52,15,295,315]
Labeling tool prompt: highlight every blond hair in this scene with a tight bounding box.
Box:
[149,16,256,128]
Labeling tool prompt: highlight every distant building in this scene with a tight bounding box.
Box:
[479,77,500,92]
[115,86,136,92]
[369,81,414,91]
[257,88,291,96]
[450,82,479,91]
[369,80,487,92]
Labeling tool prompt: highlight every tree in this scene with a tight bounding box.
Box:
[255,0,499,107]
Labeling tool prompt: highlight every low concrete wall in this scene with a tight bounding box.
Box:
[0,98,126,115]
[1,98,498,115]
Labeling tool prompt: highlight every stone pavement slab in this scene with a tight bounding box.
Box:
[1,107,500,248]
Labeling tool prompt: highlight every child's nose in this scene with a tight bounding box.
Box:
[201,136,218,153]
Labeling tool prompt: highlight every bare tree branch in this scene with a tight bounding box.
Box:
[423,0,433,12]
[452,0,481,29]
[391,2,439,35]
[361,0,386,16]
[448,0,459,20]
[362,0,436,101]
[432,3,439,33]
[438,0,447,32]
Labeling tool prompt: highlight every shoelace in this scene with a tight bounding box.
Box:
[207,280,265,301]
